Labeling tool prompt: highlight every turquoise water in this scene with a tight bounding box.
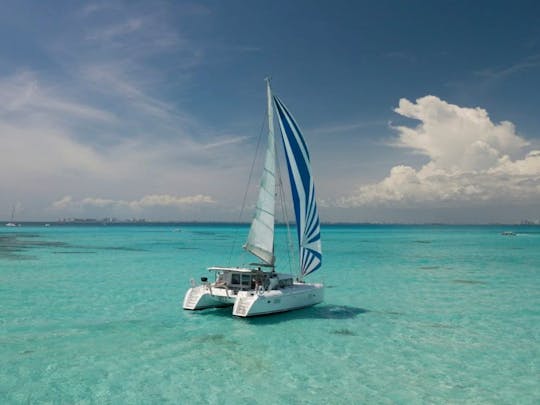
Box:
[1,224,539,404]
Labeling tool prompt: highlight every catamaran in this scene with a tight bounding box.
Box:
[182,80,323,317]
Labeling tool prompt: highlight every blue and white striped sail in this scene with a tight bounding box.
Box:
[274,96,322,277]
[244,81,276,265]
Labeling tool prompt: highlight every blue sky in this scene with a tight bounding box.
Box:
[1,0,539,223]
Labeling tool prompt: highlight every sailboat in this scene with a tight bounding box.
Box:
[5,205,17,227]
[183,80,323,317]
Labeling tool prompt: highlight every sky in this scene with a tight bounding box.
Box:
[1,0,539,223]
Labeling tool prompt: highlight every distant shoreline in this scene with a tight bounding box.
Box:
[2,221,540,227]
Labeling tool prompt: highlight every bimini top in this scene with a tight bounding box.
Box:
[207,266,261,273]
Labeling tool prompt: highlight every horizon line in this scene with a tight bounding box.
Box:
[2,220,539,226]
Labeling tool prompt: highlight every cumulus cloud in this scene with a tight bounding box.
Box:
[127,194,215,209]
[340,96,540,207]
[52,196,74,209]
[52,194,216,211]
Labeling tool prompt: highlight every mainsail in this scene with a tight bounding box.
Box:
[274,96,322,277]
[244,81,276,265]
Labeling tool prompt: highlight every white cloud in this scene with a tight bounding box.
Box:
[340,95,540,207]
[52,194,216,211]
[309,120,386,136]
[476,54,540,80]
[130,194,215,208]
[201,135,250,149]
[0,71,116,123]
[0,68,251,220]
[52,196,74,209]
[80,64,181,122]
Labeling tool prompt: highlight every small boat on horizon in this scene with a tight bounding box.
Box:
[5,205,18,227]
[183,79,323,317]
[501,231,516,236]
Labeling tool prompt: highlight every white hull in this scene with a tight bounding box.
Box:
[233,282,323,317]
[183,285,235,310]
[183,280,323,317]
[5,223,17,227]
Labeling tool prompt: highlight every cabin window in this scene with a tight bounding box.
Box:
[241,274,251,286]
[231,273,240,285]
[279,278,293,287]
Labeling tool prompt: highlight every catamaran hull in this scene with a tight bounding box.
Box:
[183,286,234,310]
[232,283,323,317]
[183,282,324,317]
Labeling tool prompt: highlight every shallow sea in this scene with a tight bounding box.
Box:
[1,224,539,404]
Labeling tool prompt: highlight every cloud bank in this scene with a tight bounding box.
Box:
[340,96,540,207]
[52,194,215,211]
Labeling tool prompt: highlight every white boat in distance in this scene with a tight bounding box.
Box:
[183,80,323,317]
[5,205,17,227]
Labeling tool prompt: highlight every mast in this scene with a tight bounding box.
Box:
[243,79,277,265]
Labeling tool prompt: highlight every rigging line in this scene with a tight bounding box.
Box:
[275,143,295,276]
[227,105,268,267]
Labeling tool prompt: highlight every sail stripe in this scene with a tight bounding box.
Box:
[277,106,311,196]
[274,96,322,276]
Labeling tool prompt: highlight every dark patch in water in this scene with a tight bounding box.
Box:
[386,311,404,315]
[0,235,68,248]
[0,253,37,260]
[53,251,97,254]
[0,233,110,260]
[311,305,369,319]
[101,246,147,252]
[367,310,403,317]
[197,333,229,344]
[38,242,68,248]
[177,247,199,250]
[452,279,486,285]
[90,319,146,331]
[3,233,41,238]
[60,243,148,252]
[20,350,34,355]
[1,247,26,253]
[414,240,432,244]
[332,328,357,336]
[419,266,440,270]
[189,230,231,240]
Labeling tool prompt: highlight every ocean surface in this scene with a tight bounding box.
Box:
[1,224,539,404]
